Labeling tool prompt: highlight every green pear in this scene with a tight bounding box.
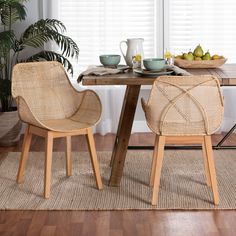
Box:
[202,51,211,60]
[194,56,202,61]
[183,53,188,59]
[184,52,194,61]
[193,44,204,57]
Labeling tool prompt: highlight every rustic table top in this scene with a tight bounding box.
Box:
[80,64,236,86]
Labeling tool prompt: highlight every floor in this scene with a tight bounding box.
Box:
[0,133,236,236]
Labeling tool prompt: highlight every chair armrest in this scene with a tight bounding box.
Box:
[71,90,102,126]
[16,96,46,129]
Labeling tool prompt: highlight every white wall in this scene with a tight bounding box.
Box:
[18,0,39,29]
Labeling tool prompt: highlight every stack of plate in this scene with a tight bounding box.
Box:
[133,67,174,77]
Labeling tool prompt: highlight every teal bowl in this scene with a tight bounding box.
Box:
[143,58,165,71]
[99,55,121,67]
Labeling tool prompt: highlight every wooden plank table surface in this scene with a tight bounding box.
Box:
[80,64,236,187]
[81,64,236,86]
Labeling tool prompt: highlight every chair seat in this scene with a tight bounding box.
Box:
[42,118,96,132]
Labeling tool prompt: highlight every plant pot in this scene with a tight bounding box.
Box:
[0,110,22,146]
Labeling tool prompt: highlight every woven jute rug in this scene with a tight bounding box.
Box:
[0,150,236,210]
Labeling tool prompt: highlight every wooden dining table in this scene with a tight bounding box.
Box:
[80,64,236,187]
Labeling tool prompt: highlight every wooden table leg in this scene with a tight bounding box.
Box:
[109,86,130,167]
[109,85,141,186]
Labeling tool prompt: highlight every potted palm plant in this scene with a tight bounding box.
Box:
[0,0,79,146]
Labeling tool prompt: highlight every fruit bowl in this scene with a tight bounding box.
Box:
[174,58,227,69]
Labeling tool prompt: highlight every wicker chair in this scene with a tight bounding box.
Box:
[141,75,224,206]
[12,61,103,198]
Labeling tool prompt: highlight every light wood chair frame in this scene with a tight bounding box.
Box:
[17,124,103,198]
[150,135,218,206]
[141,75,223,206]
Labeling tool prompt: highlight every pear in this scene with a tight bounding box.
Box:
[202,51,211,60]
[193,44,204,57]
[212,54,220,60]
[184,52,194,61]
[194,56,202,61]
[183,53,188,59]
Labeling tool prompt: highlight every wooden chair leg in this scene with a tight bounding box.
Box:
[152,136,165,206]
[86,128,103,190]
[203,135,219,205]
[66,136,72,176]
[202,141,212,187]
[17,125,32,183]
[44,132,54,198]
[150,135,159,187]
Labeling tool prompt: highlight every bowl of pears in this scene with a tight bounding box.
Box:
[174,44,227,68]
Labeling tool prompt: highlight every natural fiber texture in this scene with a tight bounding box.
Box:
[0,150,236,210]
[11,61,102,132]
[141,75,224,135]
[77,66,122,82]
[174,58,227,68]
[166,65,192,76]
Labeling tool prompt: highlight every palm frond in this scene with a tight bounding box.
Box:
[41,19,66,32]
[47,30,79,58]
[20,26,49,48]
[0,0,27,26]
[19,19,79,58]
[0,78,11,111]
[0,30,16,56]
[24,50,74,75]
[22,19,66,39]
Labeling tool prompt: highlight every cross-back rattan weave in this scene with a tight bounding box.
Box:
[12,61,102,132]
[142,75,224,206]
[142,75,224,136]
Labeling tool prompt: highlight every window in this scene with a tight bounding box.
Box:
[53,0,236,79]
[45,0,236,134]
[57,0,157,80]
[165,0,236,62]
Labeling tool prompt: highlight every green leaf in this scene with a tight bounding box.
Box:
[0,78,11,97]
[0,78,11,111]
[24,50,74,75]
[0,30,16,55]
[19,18,79,58]
[0,0,27,27]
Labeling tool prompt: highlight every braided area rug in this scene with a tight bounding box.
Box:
[0,150,236,210]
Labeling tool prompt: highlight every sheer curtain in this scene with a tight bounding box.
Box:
[43,0,236,134]
[45,0,157,134]
[164,0,236,132]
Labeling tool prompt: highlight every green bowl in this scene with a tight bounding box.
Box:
[99,55,121,67]
[143,58,165,71]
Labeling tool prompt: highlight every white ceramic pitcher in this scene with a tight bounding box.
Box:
[120,38,144,67]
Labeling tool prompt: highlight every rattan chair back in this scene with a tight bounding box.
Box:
[142,75,224,135]
[12,61,83,121]
[12,61,102,133]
